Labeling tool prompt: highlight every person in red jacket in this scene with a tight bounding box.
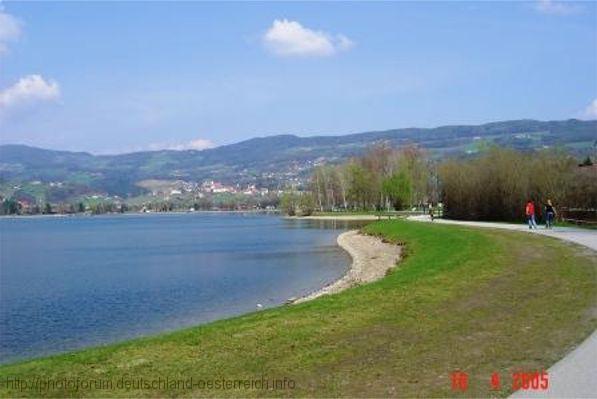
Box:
[525,200,537,230]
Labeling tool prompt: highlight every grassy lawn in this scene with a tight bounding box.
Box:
[1,221,595,397]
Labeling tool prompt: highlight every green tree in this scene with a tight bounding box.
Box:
[280,192,299,216]
[346,162,375,210]
[297,194,315,216]
[43,202,53,214]
[382,171,412,210]
[581,156,593,166]
[398,145,430,207]
[2,198,19,215]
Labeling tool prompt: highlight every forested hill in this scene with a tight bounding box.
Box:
[0,119,595,199]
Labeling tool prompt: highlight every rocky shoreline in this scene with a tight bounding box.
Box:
[293,230,402,303]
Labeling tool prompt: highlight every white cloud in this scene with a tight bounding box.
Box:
[147,138,216,151]
[535,0,580,15]
[582,99,597,119]
[336,34,354,52]
[263,19,354,57]
[0,75,61,111]
[0,9,22,55]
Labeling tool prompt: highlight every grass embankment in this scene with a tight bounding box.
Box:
[1,221,596,397]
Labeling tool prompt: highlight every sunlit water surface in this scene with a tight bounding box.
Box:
[0,213,363,363]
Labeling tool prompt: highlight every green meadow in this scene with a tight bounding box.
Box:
[1,221,595,397]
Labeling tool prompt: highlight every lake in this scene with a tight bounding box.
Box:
[0,213,359,363]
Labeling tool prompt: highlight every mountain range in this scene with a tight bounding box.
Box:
[1,119,595,203]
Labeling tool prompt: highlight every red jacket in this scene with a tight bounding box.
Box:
[525,202,535,216]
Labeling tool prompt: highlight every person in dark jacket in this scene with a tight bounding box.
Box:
[544,199,557,229]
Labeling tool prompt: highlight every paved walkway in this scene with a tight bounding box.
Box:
[409,216,597,398]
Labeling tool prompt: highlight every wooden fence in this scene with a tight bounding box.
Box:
[558,208,597,226]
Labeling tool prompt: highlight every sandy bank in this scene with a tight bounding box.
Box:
[294,230,401,303]
[285,215,383,221]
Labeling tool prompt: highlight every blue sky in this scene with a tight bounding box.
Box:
[0,1,596,153]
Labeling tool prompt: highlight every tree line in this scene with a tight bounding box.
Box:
[0,199,129,216]
[439,148,596,221]
[0,192,281,216]
[281,144,436,216]
[292,144,596,221]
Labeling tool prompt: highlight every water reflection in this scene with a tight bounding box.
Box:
[281,218,372,231]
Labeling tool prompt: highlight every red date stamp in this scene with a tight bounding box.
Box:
[512,370,549,391]
[450,370,549,392]
[451,371,468,391]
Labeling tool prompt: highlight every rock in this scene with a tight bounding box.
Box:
[285,297,297,305]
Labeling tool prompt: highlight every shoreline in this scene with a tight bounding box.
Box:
[285,215,383,221]
[285,213,420,221]
[294,230,402,303]
[0,210,280,219]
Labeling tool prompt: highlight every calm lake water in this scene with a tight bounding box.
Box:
[0,213,361,363]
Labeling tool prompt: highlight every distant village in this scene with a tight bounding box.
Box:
[0,155,333,216]
[143,180,275,198]
[0,178,294,216]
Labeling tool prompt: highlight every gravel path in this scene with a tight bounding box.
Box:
[409,215,597,398]
[294,230,401,303]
